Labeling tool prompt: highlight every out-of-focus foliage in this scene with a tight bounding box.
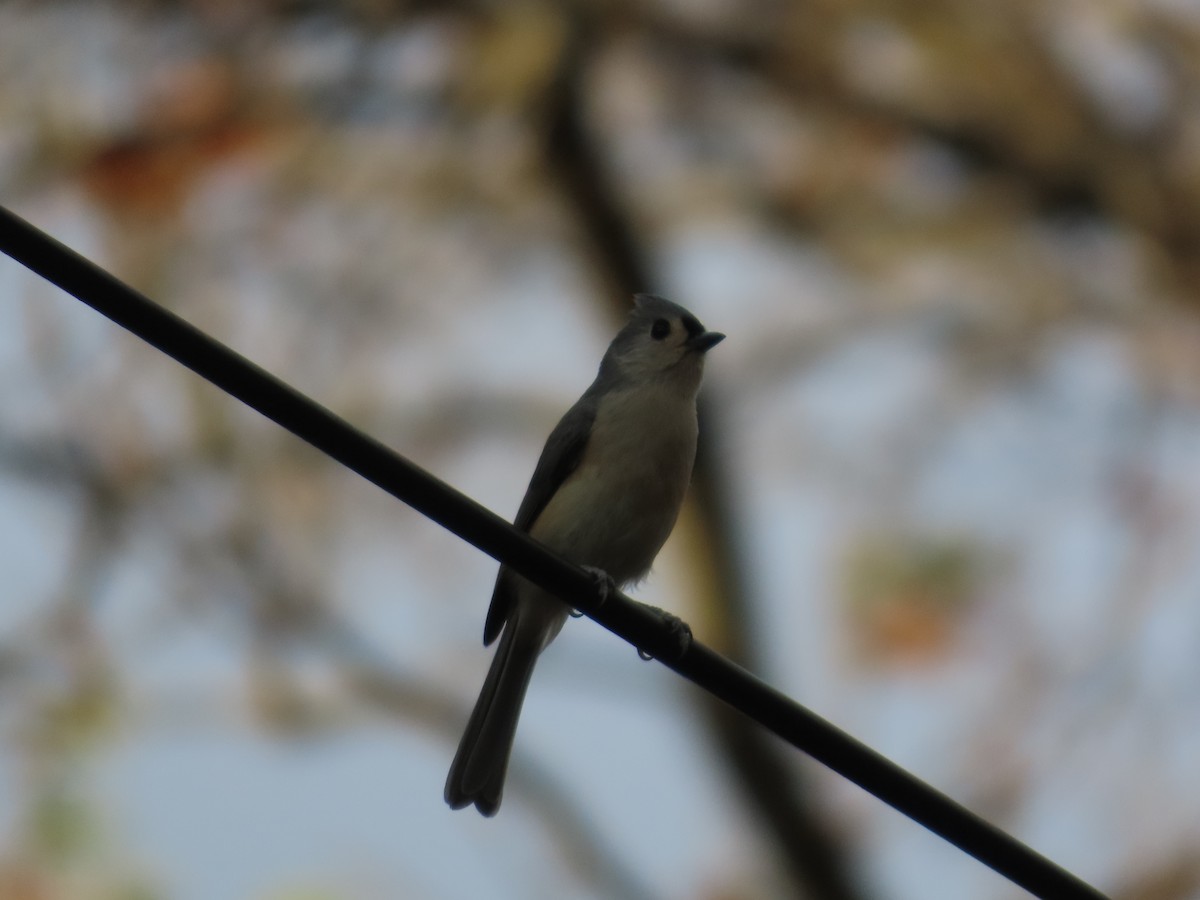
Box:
[844,534,979,665]
[2,1,1200,899]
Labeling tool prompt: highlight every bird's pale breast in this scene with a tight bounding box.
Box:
[530,383,698,586]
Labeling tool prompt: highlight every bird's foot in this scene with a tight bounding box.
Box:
[635,604,693,662]
[569,565,617,617]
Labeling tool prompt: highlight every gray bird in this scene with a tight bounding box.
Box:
[444,294,724,816]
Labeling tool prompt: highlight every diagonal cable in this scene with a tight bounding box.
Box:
[0,204,1109,900]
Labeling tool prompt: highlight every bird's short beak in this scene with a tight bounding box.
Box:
[688,331,726,353]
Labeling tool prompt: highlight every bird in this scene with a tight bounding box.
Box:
[444,294,724,816]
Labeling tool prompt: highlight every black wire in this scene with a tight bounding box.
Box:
[0,204,1110,900]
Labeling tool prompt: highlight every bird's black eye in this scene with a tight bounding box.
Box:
[650,318,671,340]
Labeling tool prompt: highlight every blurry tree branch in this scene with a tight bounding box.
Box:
[623,2,1200,287]
[541,10,867,900]
[1112,856,1200,900]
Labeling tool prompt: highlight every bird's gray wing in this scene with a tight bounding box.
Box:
[482,395,598,645]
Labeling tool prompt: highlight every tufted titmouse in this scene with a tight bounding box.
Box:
[444,294,724,816]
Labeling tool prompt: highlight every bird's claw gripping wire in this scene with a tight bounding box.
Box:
[565,565,692,661]
[635,604,693,663]
[569,565,617,617]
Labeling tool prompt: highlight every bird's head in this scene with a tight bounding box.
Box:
[601,294,724,389]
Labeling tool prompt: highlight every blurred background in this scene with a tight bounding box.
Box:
[3,1,1200,898]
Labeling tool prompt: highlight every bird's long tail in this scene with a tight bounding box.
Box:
[444,614,542,816]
